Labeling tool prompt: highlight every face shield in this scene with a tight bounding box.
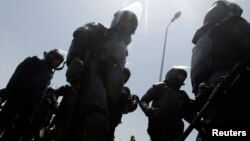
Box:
[44,49,68,70]
[165,66,188,85]
[111,1,143,35]
[54,49,68,70]
[121,1,143,23]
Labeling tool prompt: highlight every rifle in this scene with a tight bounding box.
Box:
[178,61,244,141]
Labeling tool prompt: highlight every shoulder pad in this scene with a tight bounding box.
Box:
[73,22,107,39]
[155,82,165,85]
[85,22,107,33]
[152,82,167,89]
[32,56,43,62]
[24,56,41,62]
[192,23,214,44]
[34,56,43,60]
[19,56,42,67]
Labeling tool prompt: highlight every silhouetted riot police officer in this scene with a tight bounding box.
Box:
[191,0,250,140]
[0,49,64,141]
[62,8,140,141]
[140,68,194,141]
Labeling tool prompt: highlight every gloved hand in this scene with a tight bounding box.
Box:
[146,107,159,118]
[122,95,139,114]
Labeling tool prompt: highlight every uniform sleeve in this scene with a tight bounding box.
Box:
[139,85,158,114]
[180,90,201,131]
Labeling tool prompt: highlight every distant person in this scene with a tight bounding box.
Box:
[130,135,136,141]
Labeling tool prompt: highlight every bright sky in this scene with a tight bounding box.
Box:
[0,0,249,141]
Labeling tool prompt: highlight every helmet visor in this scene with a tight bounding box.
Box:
[121,1,143,23]
[54,49,68,70]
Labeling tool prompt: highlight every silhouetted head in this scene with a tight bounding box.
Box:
[203,0,242,25]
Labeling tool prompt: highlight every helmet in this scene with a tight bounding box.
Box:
[44,49,65,69]
[165,68,187,85]
[203,0,243,25]
[111,10,138,35]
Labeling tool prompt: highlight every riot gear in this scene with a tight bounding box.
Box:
[61,4,141,141]
[165,68,187,83]
[0,50,62,141]
[189,1,250,140]
[191,1,247,92]
[66,22,107,85]
[140,68,194,141]
[111,10,138,35]
[44,49,65,69]
[122,94,139,114]
[203,0,242,25]
[164,68,187,90]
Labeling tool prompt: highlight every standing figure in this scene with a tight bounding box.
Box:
[0,49,64,141]
[62,7,140,141]
[191,0,250,140]
[140,68,194,141]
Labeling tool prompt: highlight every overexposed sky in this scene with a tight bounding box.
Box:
[0,0,249,141]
